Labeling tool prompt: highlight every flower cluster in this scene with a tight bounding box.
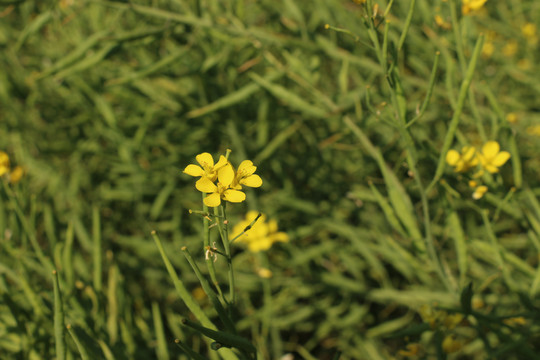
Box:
[231,211,289,252]
[183,152,262,207]
[0,151,24,185]
[461,0,487,15]
[446,141,510,199]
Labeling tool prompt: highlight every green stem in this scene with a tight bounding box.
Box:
[427,34,485,193]
[53,270,66,360]
[151,231,215,329]
[202,193,225,300]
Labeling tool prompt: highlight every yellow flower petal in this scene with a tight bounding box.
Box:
[270,232,289,243]
[492,151,510,167]
[223,189,246,203]
[204,193,221,207]
[218,165,235,186]
[473,185,488,199]
[241,174,262,188]
[0,151,10,176]
[482,141,500,159]
[183,164,205,177]
[214,155,228,169]
[196,152,214,168]
[446,150,460,166]
[196,177,217,193]
[484,164,499,174]
[9,166,24,184]
[238,160,256,176]
[462,146,476,162]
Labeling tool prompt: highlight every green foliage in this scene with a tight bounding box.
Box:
[1,0,540,359]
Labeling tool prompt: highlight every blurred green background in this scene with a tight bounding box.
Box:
[1,0,540,359]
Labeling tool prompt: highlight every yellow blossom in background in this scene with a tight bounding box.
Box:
[231,160,263,190]
[435,15,451,30]
[196,164,246,207]
[398,343,421,357]
[462,0,487,15]
[503,316,527,327]
[522,23,538,45]
[231,211,289,252]
[9,166,24,184]
[0,151,24,184]
[517,59,532,70]
[352,0,366,4]
[0,151,9,176]
[472,185,488,200]
[446,146,478,173]
[442,334,464,353]
[482,31,496,58]
[505,113,518,124]
[256,268,273,278]
[477,141,510,173]
[502,40,518,57]
[526,125,540,136]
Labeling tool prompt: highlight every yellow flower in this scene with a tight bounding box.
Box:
[435,15,451,30]
[446,146,479,173]
[462,0,487,15]
[522,23,537,38]
[231,160,262,190]
[442,334,464,353]
[503,316,527,327]
[183,152,229,184]
[398,343,421,357]
[443,313,464,330]
[0,151,10,177]
[477,141,510,173]
[231,211,289,252]
[505,113,518,124]
[256,268,273,278]
[502,40,518,57]
[526,125,540,136]
[196,164,246,207]
[9,166,24,184]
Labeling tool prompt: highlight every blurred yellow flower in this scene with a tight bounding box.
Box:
[231,160,262,190]
[522,23,538,45]
[0,151,9,176]
[503,316,527,326]
[477,141,510,173]
[442,334,464,353]
[505,113,518,124]
[526,125,540,136]
[398,343,421,357]
[502,40,518,57]
[9,166,24,184]
[472,185,488,200]
[256,268,273,278]
[435,15,451,30]
[196,165,246,207]
[232,211,289,252]
[462,0,487,15]
[446,146,479,173]
[0,152,24,184]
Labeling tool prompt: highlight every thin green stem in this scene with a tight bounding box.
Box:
[397,0,416,52]
[202,193,225,300]
[151,231,215,329]
[449,0,466,73]
[428,34,485,193]
[181,246,236,333]
[53,270,66,360]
